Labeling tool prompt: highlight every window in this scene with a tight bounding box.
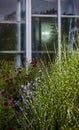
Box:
[0,0,79,66]
[61,0,79,50]
[0,0,26,67]
[32,0,57,14]
[32,0,58,61]
[61,0,79,15]
[32,17,58,51]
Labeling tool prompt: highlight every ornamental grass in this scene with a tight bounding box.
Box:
[0,47,79,130]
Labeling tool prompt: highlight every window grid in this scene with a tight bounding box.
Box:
[0,0,79,66]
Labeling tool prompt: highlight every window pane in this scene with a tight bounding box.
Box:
[0,54,15,62]
[61,17,79,50]
[0,23,25,50]
[61,0,79,15]
[0,24,16,50]
[32,17,58,52]
[32,53,56,62]
[32,0,58,14]
[0,53,25,65]
[0,0,25,21]
[21,0,26,20]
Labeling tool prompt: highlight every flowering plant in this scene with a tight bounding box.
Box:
[0,60,26,130]
[16,50,79,130]
[0,47,79,130]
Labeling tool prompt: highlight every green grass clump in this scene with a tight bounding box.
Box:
[19,48,79,130]
[0,47,79,130]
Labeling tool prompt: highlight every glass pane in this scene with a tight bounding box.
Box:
[0,23,25,50]
[0,24,16,50]
[32,0,58,14]
[32,53,56,63]
[21,0,26,20]
[61,0,79,15]
[0,0,25,21]
[32,17,58,52]
[0,54,15,62]
[61,17,79,50]
[0,53,25,65]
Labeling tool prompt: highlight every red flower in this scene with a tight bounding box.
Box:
[1,90,6,97]
[10,87,16,92]
[5,79,9,83]
[5,79,12,85]
[30,60,37,67]
[7,95,13,100]
[17,67,22,74]
[4,101,8,107]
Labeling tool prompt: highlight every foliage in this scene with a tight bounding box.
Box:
[17,49,79,130]
[0,60,26,130]
[0,48,79,130]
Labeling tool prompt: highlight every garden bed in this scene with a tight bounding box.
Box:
[0,49,79,130]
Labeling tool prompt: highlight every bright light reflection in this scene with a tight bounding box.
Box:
[42,31,50,35]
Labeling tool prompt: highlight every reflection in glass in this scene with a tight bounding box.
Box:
[62,18,79,50]
[0,24,16,50]
[0,0,25,21]
[21,0,26,20]
[61,0,79,15]
[0,23,25,51]
[32,0,57,14]
[32,17,58,52]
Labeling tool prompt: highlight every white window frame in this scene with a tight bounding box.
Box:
[0,0,25,67]
[31,0,62,61]
[25,0,32,63]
